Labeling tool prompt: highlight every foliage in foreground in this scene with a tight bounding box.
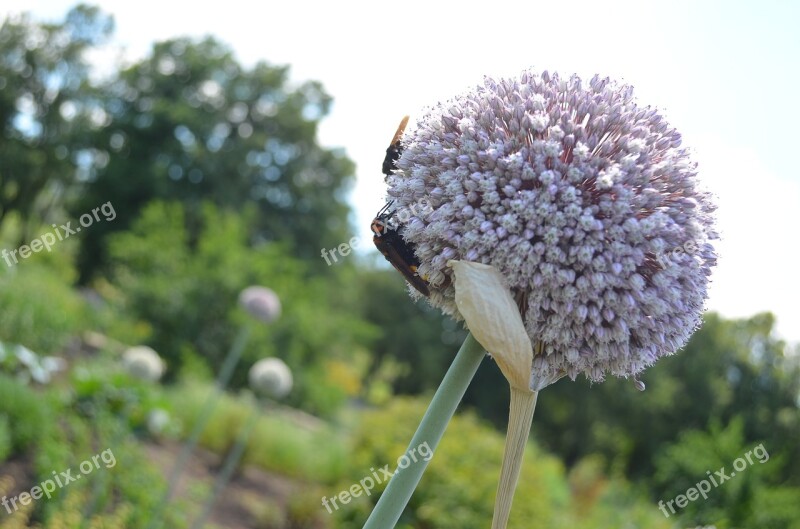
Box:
[332,398,671,529]
[165,379,347,484]
[0,373,188,528]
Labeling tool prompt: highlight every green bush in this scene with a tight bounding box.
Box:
[15,375,190,528]
[333,397,672,529]
[654,417,800,528]
[0,414,11,463]
[167,381,346,483]
[332,397,570,529]
[0,373,51,453]
[0,264,87,354]
[70,360,172,434]
[106,200,377,417]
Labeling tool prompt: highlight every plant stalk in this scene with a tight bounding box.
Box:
[361,332,485,529]
[491,387,538,529]
[145,325,251,529]
[190,403,260,529]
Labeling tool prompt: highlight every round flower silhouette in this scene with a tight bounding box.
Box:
[238,286,282,324]
[122,345,166,382]
[386,69,718,385]
[249,357,293,399]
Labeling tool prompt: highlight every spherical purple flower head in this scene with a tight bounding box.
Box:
[387,69,718,384]
[238,286,281,324]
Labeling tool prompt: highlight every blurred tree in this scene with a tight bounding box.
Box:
[356,268,468,394]
[0,5,112,243]
[107,201,377,417]
[653,417,800,528]
[74,35,355,281]
[528,312,800,500]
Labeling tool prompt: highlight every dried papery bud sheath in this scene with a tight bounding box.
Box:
[238,286,281,324]
[449,260,532,391]
[449,260,536,529]
[122,345,166,382]
[249,358,293,399]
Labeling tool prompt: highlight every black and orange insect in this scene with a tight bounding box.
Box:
[372,116,431,296]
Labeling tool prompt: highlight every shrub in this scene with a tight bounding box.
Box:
[0,264,87,354]
[0,415,11,463]
[0,373,51,453]
[167,381,346,482]
[333,397,672,529]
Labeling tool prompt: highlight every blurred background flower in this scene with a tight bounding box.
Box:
[249,358,293,399]
[123,345,166,382]
[239,286,282,324]
[147,408,172,437]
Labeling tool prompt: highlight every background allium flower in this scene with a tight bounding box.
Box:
[122,345,166,382]
[387,69,718,384]
[249,357,293,399]
[147,408,171,436]
[238,286,281,323]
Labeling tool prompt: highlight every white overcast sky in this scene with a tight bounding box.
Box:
[4,0,799,343]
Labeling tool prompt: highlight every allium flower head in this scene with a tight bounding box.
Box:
[387,69,718,385]
[122,345,166,382]
[147,408,171,436]
[238,286,282,324]
[249,357,293,399]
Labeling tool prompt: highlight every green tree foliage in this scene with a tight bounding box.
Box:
[653,417,800,528]
[74,34,355,280]
[0,7,356,281]
[355,268,468,394]
[530,313,800,482]
[0,5,112,243]
[106,201,376,416]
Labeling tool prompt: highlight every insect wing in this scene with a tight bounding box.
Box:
[382,115,410,176]
[373,233,430,296]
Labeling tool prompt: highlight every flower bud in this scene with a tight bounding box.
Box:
[122,346,165,382]
[249,358,293,399]
[239,286,281,323]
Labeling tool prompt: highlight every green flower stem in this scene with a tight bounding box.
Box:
[190,402,260,529]
[145,325,251,529]
[362,332,485,529]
